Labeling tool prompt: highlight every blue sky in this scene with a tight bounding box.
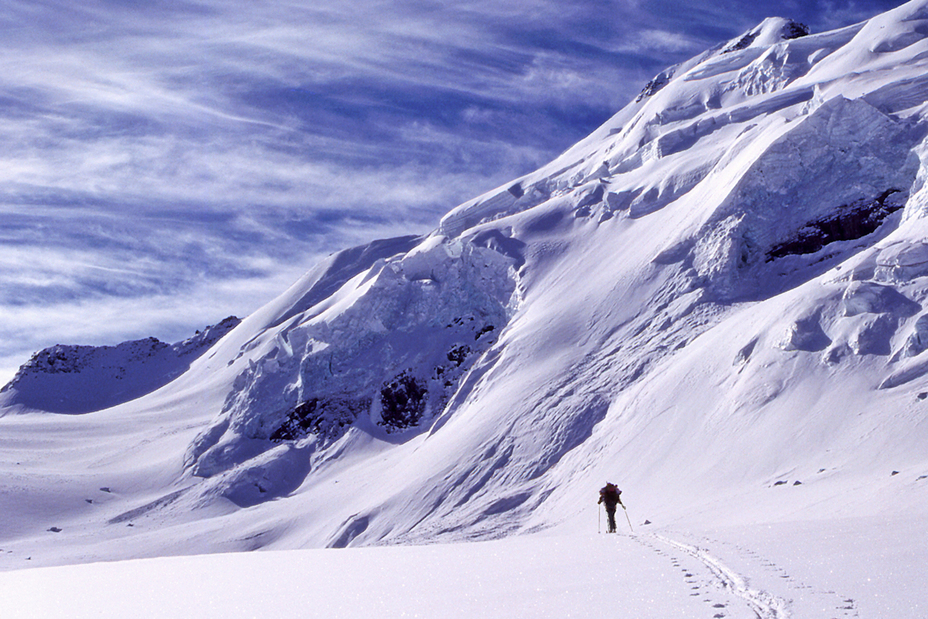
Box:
[0,0,906,382]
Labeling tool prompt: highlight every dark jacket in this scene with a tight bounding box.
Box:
[598,484,623,511]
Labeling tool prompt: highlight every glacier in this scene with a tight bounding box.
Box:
[2,2,928,616]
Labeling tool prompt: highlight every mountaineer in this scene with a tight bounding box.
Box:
[598,482,624,533]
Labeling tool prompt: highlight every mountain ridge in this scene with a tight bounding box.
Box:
[0,316,240,415]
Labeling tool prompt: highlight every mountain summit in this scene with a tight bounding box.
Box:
[3,0,928,566]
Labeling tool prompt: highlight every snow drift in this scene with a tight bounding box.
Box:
[2,0,928,578]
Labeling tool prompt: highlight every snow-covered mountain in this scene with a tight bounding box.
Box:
[0,317,240,415]
[2,4,928,603]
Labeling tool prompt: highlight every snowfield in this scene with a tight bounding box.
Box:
[3,1,928,617]
[2,521,926,618]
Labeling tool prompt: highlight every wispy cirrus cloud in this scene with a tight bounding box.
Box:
[0,0,903,382]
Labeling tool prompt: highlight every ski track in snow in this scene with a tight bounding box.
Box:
[630,532,863,619]
[644,533,790,619]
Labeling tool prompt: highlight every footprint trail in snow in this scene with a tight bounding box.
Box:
[653,534,790,619]
[622,531,865,619]
[622,532,790,618]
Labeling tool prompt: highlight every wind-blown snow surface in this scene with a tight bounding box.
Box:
[3,2,928,616]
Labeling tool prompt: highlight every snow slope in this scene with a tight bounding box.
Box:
[3,2,928,616]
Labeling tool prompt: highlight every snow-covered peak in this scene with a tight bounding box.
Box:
[438,6,921,245]
[721,17,810,53]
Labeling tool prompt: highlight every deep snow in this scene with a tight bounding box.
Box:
[3,1,928,617]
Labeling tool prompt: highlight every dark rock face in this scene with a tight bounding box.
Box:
[766,189,904,261]
[379,371,428,431]
[447,344,471,367]
[269,397,364,442]
[781,21,811,41]
[475,325,496,340]
[725,31,759,53]
[723,20,809,54]
[636,69,675,102]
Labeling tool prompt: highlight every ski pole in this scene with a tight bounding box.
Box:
[598,504,602,534]
[622,505,633,533]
